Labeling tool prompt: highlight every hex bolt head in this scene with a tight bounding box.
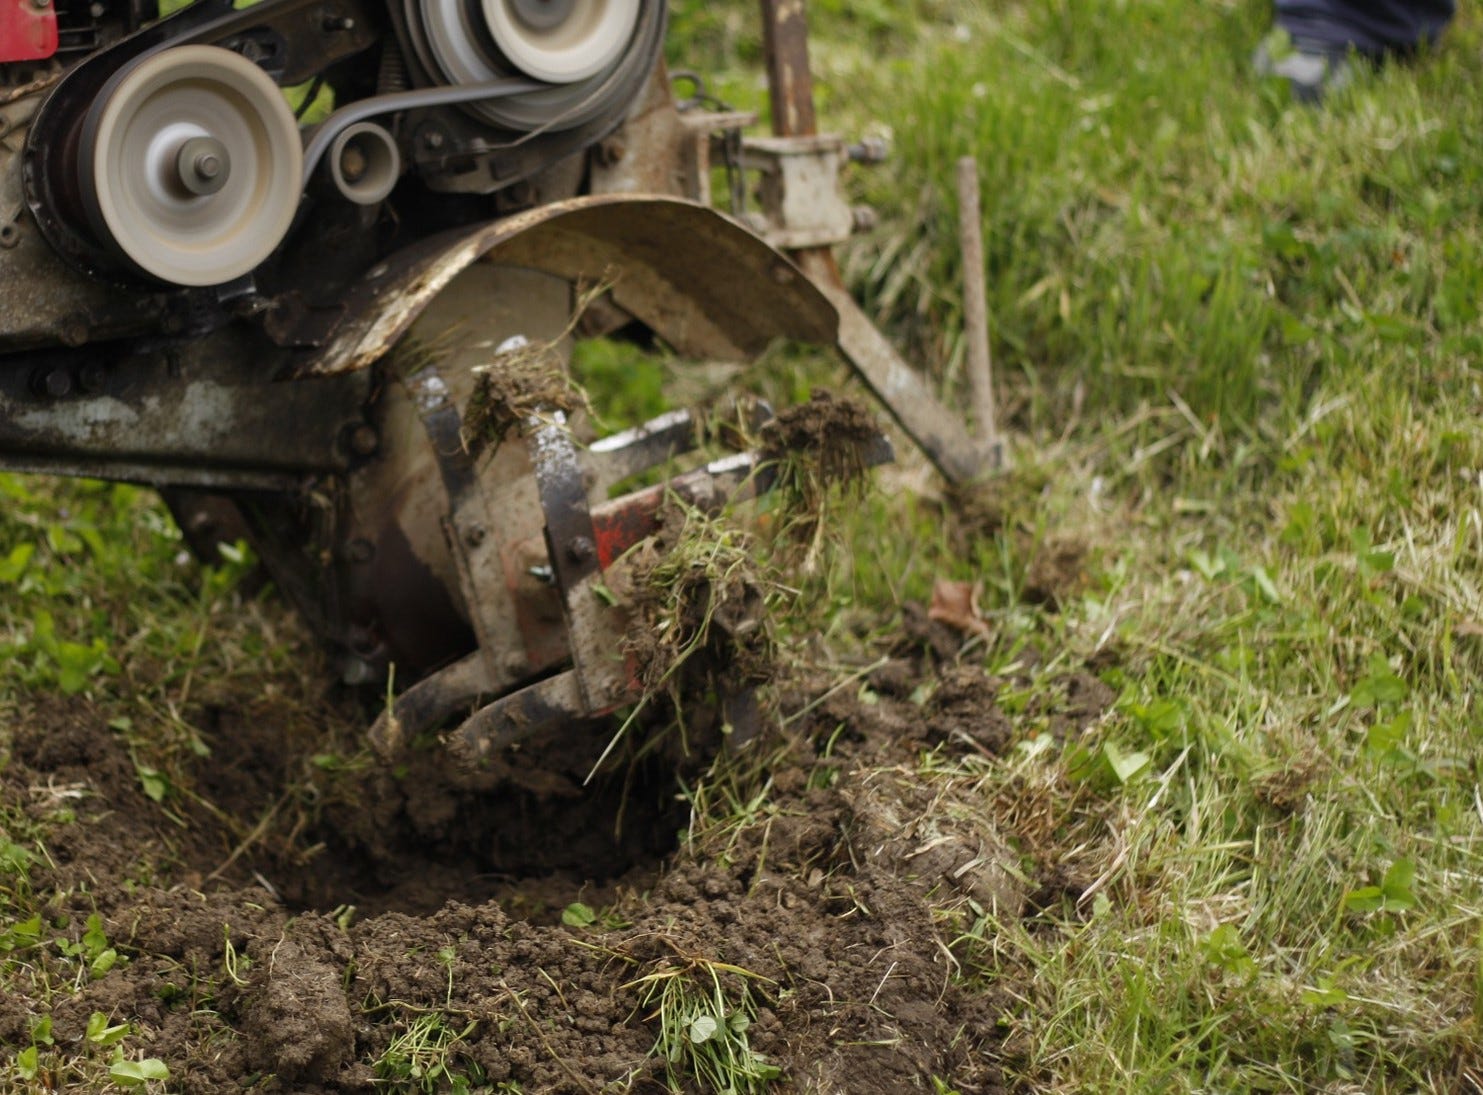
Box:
[348,423,379,456]
[567,536,595,563]
[77,363,107,393]
[34,368,73,399]
[176,137,231,197]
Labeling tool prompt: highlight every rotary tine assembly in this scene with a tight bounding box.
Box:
[369,353,893,766]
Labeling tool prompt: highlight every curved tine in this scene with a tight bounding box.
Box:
[368,652,491,757]
[445,670,588,770]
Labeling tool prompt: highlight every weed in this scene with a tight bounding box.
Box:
[627,950,779,1095]
[372,1011,483,1094]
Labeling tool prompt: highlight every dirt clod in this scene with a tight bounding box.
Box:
[617,504,775,709]
[243,923,355,1083]
[760,391,883,556]
[928,665,1014,755]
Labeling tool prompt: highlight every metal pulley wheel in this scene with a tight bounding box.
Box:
[78,45,303,287]
[404,0,644,131]
[483,0,639,83]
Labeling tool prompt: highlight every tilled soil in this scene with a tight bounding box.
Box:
[0,627,1112,1093]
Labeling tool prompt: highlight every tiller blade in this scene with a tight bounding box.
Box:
[368,356,892,767]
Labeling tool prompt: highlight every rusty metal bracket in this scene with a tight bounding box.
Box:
[0,334,369,488]
[405,364,537,699]
[529,414,629,715]
[737,134,856,250]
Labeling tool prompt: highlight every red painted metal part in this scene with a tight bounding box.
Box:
[1,0,59,62]
[591,490,665,570]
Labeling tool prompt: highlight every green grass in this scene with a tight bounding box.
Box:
[4,1,1483,1091]
[727,2,1483,1090]
[678,1,1483,1090]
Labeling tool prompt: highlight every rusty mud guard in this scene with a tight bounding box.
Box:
[293,194,990,486]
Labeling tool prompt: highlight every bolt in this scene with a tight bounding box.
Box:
[847,136,890,165]
[348,423,379,456]
[464,525,487,548]
[423,130,446,151]
[78,363,107,393]
[34,368,73,399]
[31,0,51,10]
[177,138,231,196]
[596,138,626,167]
[771,263,796,286]
[567,536,595,563]
[59,316,88,347]
[322,12,355,30]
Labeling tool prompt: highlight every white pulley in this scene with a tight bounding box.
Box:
[406,0,644,131]
[80,45,304,287]
[482,0,639,84]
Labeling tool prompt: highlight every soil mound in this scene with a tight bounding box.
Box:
[0,622,1111,1092]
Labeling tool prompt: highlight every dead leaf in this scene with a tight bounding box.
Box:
[929,579,991,638]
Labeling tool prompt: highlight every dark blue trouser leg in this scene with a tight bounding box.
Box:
[1274,0,1455,56]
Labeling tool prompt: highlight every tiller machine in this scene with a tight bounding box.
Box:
[0,0,993,756]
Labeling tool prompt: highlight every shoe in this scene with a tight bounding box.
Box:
[1254,29,1352,103]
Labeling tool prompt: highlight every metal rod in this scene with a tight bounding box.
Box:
[759,0,840,286]
[956,156,997,447]
[759,0,818,138]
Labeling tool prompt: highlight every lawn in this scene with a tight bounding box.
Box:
[775,1,1483,1088]
[2,1,1481,1091]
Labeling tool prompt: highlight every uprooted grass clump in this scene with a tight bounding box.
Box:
[462,335,585,453]
[462,280,615,451]
[625,948,780,1095]
[759,391,882,560]
[617,501,777,706]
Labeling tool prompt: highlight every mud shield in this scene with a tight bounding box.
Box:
[295,194,989,485]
